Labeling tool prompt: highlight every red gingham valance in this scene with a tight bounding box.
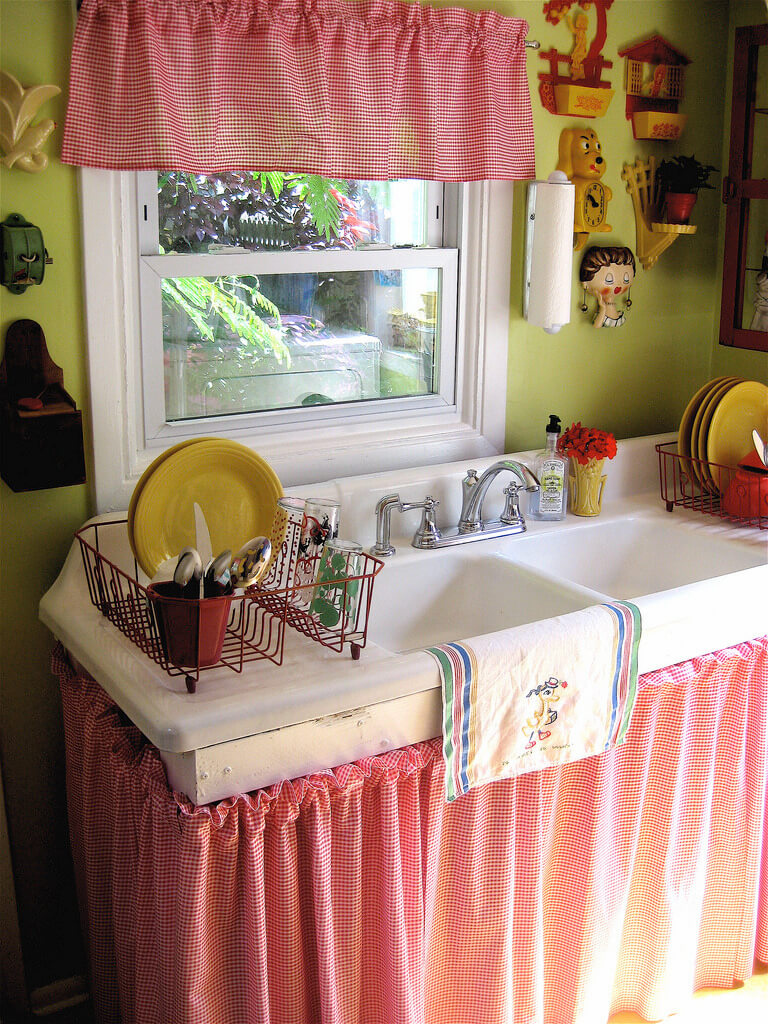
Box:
[61,0,536,180]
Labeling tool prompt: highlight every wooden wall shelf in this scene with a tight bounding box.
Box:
[622,157,697,270]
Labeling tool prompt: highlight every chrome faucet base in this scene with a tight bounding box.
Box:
[412,518,527,549]
[372,463,537,556]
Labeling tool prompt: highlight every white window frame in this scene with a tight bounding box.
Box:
[79,169,514,511]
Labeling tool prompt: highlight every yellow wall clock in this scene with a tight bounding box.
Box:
[556,126,613,250]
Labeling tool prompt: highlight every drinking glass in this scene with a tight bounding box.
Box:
[310,539,363,631]
[293,498,341,606]
[270,496,306,589]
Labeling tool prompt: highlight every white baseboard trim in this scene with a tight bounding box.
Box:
[29,976,89,1017]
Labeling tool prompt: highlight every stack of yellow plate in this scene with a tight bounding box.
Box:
[127,438,285,579]
[678,377,768,492]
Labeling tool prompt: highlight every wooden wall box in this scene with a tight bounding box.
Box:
[0,320,86,491]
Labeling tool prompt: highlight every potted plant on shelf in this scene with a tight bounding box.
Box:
[655,155,718,224]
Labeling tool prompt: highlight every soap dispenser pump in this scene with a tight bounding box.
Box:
[528,414,568,521]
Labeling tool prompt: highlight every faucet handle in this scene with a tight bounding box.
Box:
[410,495,442,549]
[500,483,525,527]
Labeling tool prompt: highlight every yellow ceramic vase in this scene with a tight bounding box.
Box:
[569,458,607,516]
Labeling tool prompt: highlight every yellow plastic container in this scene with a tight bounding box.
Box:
[632,111,687,140]
[553,84,614,118]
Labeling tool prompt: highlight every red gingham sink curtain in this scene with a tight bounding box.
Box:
[61,0,535,180]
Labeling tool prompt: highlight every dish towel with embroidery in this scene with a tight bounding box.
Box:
[426,601,641,802]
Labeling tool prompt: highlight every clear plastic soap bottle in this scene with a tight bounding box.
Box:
[527,414,568,521]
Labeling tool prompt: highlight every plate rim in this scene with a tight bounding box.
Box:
[132,439,284,578]
[678,376,729,463]
[706,379,768,489]
[694,379,743,491]
[127,437,219,566]
[679,376,737,484]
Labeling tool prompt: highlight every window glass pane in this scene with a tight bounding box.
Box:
[741,197,768,331]
[162,268,442,420]
[753,47,768,180]
[157,173,430,254]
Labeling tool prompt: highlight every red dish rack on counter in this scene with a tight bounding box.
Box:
[76,517,384,692]
[656,441,767,530]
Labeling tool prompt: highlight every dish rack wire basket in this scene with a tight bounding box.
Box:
[76,517,385,692]
[656,441,767,529]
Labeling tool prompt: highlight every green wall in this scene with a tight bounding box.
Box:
[0,0,91,991]
[505,0,765,452]
[0,0,765,997]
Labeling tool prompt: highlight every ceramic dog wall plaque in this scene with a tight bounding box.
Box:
[556,126,613,250]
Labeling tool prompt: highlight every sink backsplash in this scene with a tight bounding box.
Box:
[285,432,675,550]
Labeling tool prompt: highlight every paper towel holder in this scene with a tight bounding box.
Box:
[524,171,575,334]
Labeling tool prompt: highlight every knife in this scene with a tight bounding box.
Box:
[753,429,768,468]
[193,502,213,598]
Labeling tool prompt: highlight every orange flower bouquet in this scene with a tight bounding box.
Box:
[557,422,617,515]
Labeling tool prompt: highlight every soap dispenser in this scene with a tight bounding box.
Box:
[528,414,568,521]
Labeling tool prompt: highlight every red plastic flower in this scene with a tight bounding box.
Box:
[557,422,617,466]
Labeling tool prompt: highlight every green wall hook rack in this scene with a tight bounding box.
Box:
[1,213,53,293]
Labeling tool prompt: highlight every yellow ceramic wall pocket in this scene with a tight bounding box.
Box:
[579,245,635,328]
[556,126,612,250]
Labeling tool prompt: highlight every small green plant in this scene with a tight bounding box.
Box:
[656,155,718,196]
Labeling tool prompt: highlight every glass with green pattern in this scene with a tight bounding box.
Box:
[309,539,363,632]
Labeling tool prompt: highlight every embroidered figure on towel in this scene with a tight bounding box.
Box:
[523,677,568,749]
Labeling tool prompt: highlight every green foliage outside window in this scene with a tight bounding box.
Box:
[158,172,377,359]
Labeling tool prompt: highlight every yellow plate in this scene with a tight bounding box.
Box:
[127,438,218,565]
[131,440,284,579]
[693,378,743,491]
[677,377,731,482]
[707,380,768,492]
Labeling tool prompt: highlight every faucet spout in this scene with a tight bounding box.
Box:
[458,460,539,533]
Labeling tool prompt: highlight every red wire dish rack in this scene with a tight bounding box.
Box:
[77,516,384,693]
[656,441,767,530]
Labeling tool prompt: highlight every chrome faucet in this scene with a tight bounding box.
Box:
[370,460,539,555]
[458,460,540,534]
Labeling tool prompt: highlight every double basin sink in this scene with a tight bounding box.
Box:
[39,435,767,801]
[366,513,767,669]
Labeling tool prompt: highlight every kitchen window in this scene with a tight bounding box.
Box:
[137,172,458,433]
[81,170,513,511]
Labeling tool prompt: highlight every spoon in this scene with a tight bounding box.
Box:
[173,547,203,588]
[205,549,232,588]
[752,429,768,468]
[231,536,272,589]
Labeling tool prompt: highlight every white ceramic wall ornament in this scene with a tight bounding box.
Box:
[0,70,60,173]
[579,245,635,328]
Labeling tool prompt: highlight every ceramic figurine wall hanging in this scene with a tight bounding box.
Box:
[579,246,635,328]
[618,36,690,141]
[0,70,60,173]
[538,0,615,118]
[556,126,612,250]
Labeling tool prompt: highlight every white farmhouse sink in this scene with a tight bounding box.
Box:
[39,436,768,802]
[367,551,597,652]
[505,517,766,600]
